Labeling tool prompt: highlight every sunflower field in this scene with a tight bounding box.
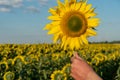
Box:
[0,43,120,80]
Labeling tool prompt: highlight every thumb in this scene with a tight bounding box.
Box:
[74,52,83,61]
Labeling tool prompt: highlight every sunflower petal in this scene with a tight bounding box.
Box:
[43,24,52,30]
[51,21,60,25]
[57,0,64,8]
[61,36,67,48]
[69,38,75,50]
[48,16,61,20]
[63,0,70,12]
[65,0,69,7]
[75,2,82,10]
[74,38,80,49]
[53,32,62,43]
[70,3,76,10]
[48,25,60,34]
[79,1,87,12]
[84,4,92,13]
[86,29,97,36]
[57,0,66,13]
[48,8,57,15]
[63,37,70,50]
[85,12,97,18]
[44,21,59,30]
[70,0,76,4]
[89,8,95,13]
[81,35,88,44]
[79,37,83,45]
[88,18,100,27]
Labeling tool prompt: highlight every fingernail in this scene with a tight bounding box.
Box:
[73,51,77,57]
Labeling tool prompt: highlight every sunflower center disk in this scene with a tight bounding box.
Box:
[68,15,83,32]
[60,11,87,37]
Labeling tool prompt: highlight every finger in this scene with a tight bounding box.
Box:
[71,56,75,62]
[71,58,81,65]
[71,60,82,71]
[73,51,78,57]
[73,52,83,60]
[75,53,84,61]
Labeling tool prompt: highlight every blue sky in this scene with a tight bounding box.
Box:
[0,0,120,43]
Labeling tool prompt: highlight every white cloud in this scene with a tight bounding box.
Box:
[0,0,23,7]
[39,0,48,5]
[0,7,10,12]
[0,0,23,12]
[25,6,40,13]
[0,0,49,13]
[26,0,32,2]
[11,0,23,8]
[0,0,9,5]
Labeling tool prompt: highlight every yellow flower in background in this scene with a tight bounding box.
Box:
[0,61,8,70]
[51,70,67,80]
[44,0,100,50]
[94,53,106,62]
[13,55,26,64]
[62,63,71,75]
[3,71,15,80]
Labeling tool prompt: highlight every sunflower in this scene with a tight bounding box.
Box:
[0,61,9,71]
[62,63,71,75]
[51,70,67,80]
[44,0,100,50]
[3,71,15,80]
[13,55,26,64]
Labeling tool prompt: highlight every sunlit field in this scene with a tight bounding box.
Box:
[0,43,120,80]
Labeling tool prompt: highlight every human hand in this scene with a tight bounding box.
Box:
[71,52,102,80]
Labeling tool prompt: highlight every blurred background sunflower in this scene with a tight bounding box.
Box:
[44,0,100,50]
[51,70,67,80]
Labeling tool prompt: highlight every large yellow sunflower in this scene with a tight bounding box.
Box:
[44,0,100,50]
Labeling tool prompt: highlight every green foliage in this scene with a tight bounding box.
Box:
[115,64,120,80]
[0,44,120,80]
